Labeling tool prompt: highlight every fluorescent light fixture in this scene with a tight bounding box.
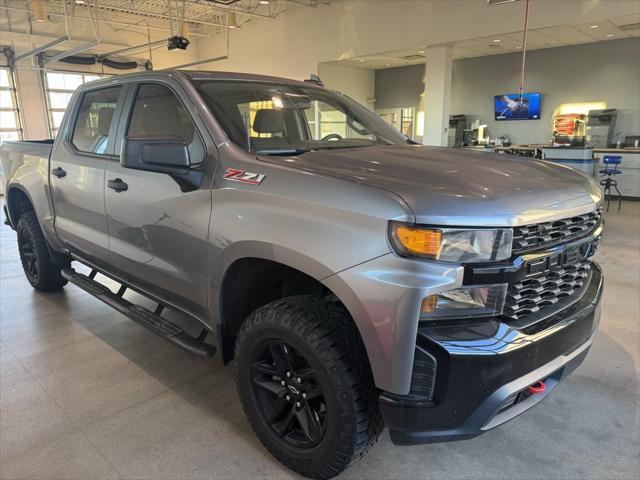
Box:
[359,59,365,63]
[259,0,270,4]
[385,63,391,67]
[606,33,616,37]
[418,50,425,54]
[515,45,523,49]
[589,24,600,29]
[492,39,502,43]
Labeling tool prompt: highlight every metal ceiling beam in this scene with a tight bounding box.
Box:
[11,36,69,65]
[179,0,275,19]
[0,5,210,37]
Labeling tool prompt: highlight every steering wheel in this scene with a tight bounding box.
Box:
[321,133,343,142]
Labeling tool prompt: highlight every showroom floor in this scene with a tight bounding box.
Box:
[1,201,639,480]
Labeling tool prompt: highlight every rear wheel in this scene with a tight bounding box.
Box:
[235,296,383,479]
[17,212,68,291]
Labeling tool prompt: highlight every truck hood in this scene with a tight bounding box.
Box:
[265,145,603,226]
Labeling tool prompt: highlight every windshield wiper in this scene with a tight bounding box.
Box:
[255,148,311,156]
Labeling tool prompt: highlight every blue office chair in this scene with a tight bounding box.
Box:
[599,155,622,211]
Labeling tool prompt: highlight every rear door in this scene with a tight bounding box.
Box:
[104,80,214,317]
[51,84,126,263]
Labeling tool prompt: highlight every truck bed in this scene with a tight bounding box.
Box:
[1,139,55,238]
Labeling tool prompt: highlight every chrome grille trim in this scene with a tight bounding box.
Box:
[512,207,603,254]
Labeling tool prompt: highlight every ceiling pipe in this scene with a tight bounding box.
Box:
[518,0,531,101]
[100,39,168,59]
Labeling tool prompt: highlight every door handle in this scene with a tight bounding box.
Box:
[108,178,128,192]
[51,167,66,178]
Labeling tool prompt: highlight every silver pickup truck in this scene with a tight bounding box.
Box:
[1,70,604,479]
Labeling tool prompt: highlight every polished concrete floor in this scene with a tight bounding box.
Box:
[1,200,639,480]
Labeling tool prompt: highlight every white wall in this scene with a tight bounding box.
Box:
[317,63,375,109]
[193,0,640,80]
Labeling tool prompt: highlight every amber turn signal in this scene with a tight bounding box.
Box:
[394,226,442,257]
[421,295,437,313]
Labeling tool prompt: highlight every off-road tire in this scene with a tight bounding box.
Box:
[16,212,69,291]
[235,295,383,479]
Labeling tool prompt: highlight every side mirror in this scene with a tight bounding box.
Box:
[121,136,190,175]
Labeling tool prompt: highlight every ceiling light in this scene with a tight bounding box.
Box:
[228,12,238,29]
[492,39,502,43]
[32,0,47,22]
[589,24,600,29]
[385,63,391,67]
[418,50,425,54]
[606,33,616,38]
[515,45,523,49]
[258,0,270,4]
[359,59,365,63]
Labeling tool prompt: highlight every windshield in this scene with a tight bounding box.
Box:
[193,80,409,154]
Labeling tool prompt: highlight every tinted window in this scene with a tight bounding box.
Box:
[128,83,204,164]
[71,86,121,154]
[193,80,408,154]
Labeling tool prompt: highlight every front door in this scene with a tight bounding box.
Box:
[50,85,124,263]
[104,81,212,316]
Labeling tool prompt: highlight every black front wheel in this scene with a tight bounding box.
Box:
[235,296,383,479]
[17,212,68,291]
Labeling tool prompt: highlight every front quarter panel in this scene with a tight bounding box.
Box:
[208,145,415,346]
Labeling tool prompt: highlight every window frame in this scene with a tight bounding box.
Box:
[0,68,23,141]
[122,81,207,166]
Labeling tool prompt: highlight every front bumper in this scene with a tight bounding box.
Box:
[380,261,603,445]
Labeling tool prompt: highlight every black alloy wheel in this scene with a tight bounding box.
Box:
[16,212,68,291]
[235,296,383,479]
[250,340,327,448]
[18,227,38,280]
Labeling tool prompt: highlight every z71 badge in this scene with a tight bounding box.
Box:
[223,168,266,186]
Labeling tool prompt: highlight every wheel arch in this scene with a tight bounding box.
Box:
[6,184,36,228]
[214,244,376,379]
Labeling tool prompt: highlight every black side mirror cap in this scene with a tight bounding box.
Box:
[121,136,190,175]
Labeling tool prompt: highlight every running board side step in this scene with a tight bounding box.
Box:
[61,268,216,358]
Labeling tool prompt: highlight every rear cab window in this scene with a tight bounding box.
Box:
[71,86,122,155]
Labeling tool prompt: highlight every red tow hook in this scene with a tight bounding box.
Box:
[527,380,546,395]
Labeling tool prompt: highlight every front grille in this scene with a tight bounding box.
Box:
[512,207,602,254]
[503,259,591,322]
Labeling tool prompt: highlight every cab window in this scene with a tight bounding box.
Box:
[71,86,122,155]
[127,83,205,164]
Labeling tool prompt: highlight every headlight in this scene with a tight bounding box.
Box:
[420,284,507,320]
[389,222,513,263]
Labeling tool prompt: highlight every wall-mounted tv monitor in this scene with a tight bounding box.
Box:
[494,93,541,120]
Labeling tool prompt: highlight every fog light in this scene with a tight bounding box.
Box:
[420,284,507,320]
